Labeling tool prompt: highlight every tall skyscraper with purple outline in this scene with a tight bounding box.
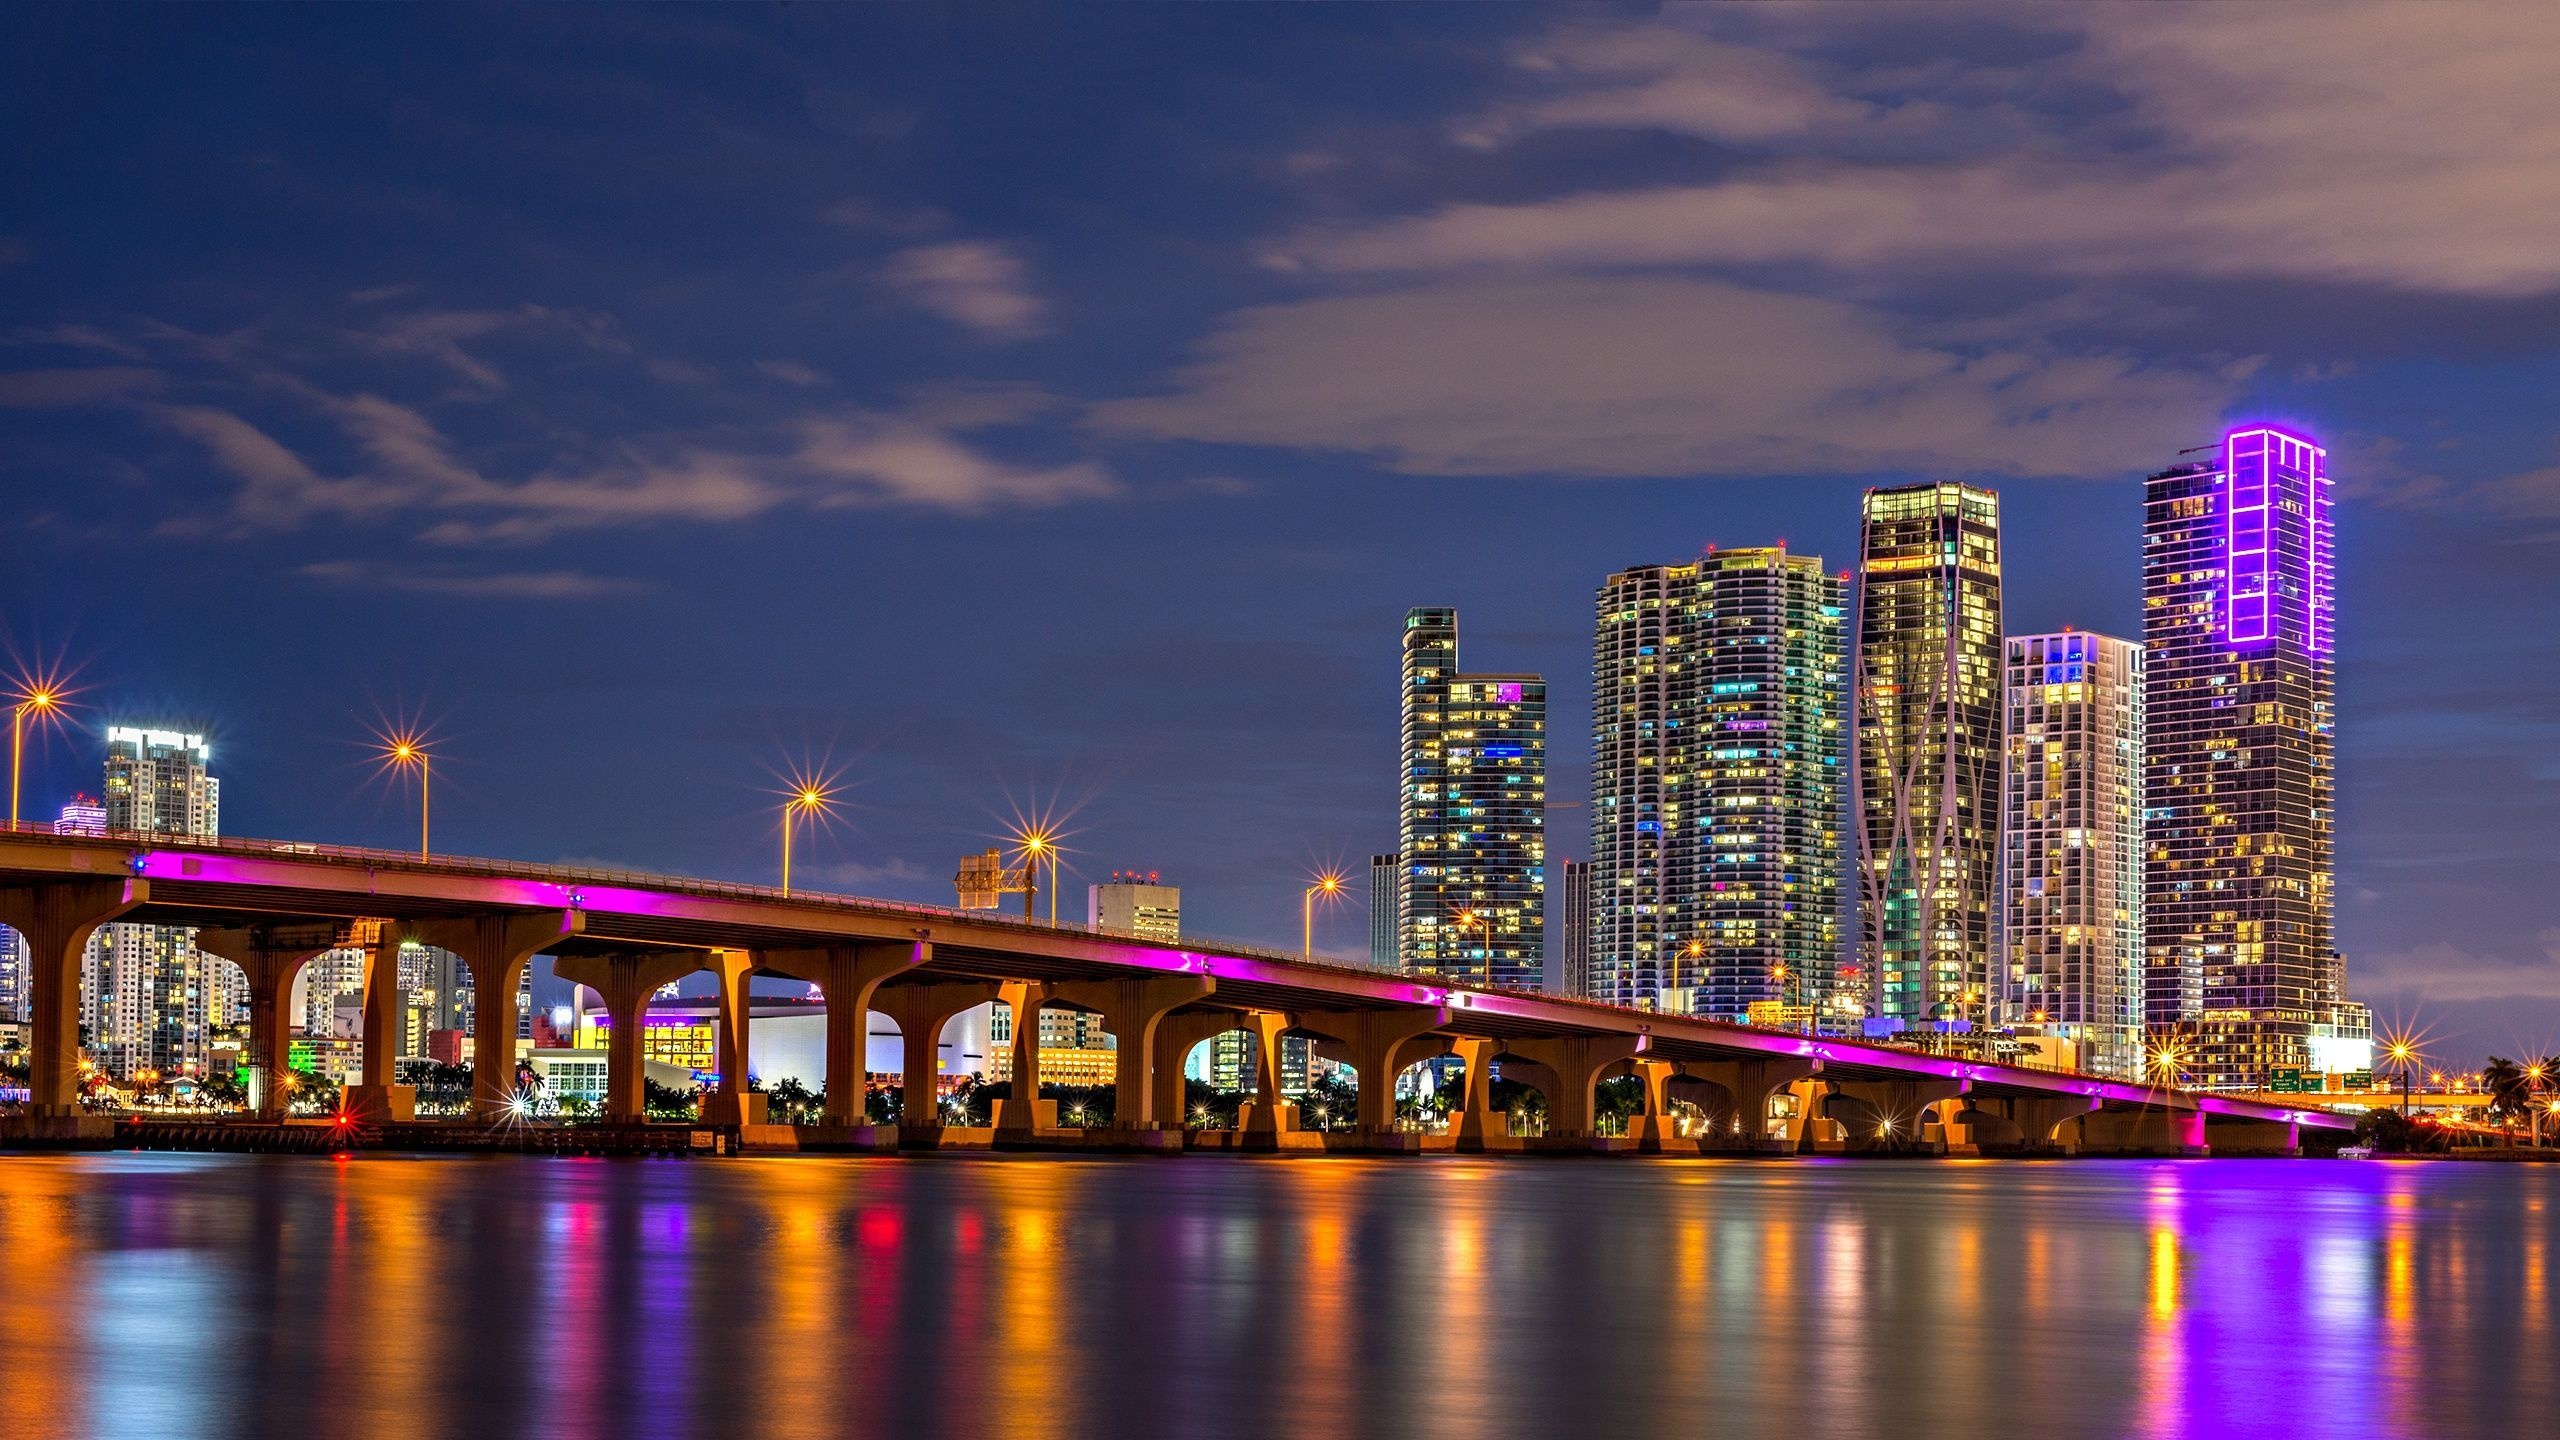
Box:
[2143,425,2354,1090]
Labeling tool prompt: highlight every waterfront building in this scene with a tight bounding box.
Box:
[83,728,223,1079]
[2145,426,2352,1089]
[1397,607,1545,989]
[1550,858,1591,999]
[1088,872,1180,941]
[2002,631,2146,1079]
[1368,853,1399,970]
[1855,485,2004,1032]
[54,794,106,836]
[1593,549,1846,1025]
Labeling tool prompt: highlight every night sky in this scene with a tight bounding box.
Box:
[5,6,2557,1063]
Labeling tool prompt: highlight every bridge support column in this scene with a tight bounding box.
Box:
[1505,1034,1644,1142]
[1449,1037,1507,1150]
[1053,975,1217,1134]
[1831,1079,1967,1151]
[760,942,926,1127]
[554,952,702,1125]
[193,928,338,1121]
[875,980,999,1143]
[1234,1011,1297,1145]
[2074,1106,2210,1156]
[2006,1095,2101,1154]
[1294,1006,1449,1150]
[1627,1059,1689,1150]
[2205,1116,2301,1157]
[409,912,582,1120]
[993,981,1057,1139]
[704,949,762,1128]
[0,879,147,1121]
[1681,1058,1820,1152]
[345,927,417,1124]
[1149,1009,1236,1134]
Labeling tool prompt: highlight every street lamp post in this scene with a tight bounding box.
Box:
[1016,831,1058,924]
[2530,1064,2548,1148]
[1455,908,1494,979]
[781,783,830,896]
[9,684,59,829]
[2388,1039,2417,1121]
[383,738,431,859]
[1302,871,1344,959]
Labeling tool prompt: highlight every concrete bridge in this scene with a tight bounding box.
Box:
[0,826,2346,1156]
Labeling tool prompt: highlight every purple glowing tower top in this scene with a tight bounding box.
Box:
[2222,425,2332,653]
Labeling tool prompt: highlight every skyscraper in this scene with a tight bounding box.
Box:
[1397,607,1545,989]
[1855,485,2003,1032]
[2145,426,2349,1089]
[1591,549,1846,1023]
[2003,631,2146,1078]
[1367,853,1399,970]
[1590,561,1689,1008]
[1550,858,1592,999]
[86,728,222,1079]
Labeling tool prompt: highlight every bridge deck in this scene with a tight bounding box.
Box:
[0,826,2346,1131]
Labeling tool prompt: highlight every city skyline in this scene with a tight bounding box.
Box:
[5,6,2560,1069]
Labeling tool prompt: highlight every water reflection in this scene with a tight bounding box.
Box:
[0,1155,2551,1439]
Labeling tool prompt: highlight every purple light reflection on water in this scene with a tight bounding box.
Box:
[0,1154,2549,1439]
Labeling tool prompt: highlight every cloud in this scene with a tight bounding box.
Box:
[354,304,625,389]
[1453,21,1873,149]
[793,413,1116,511]
[0,367,159,407]
[1273,5,2560,297]
[823,197,949,238]
[1096,275,2230,479]
[879,240,1048,339]
[756,359,828,388]
[299,560,644,599]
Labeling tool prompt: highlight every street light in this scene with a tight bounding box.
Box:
[2529,1063,2548,1148]
[9,680,61,829]
[1454,908,1495,977]
[2386,1037,2419,1120]
[377,732,433,859]
[1014,828,1059,923]
[781,781,832,896]
[1302,870,1345,959]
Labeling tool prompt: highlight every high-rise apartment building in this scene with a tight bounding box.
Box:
[1368,854,1399,970]
[1591,549,1846,1024]
[2002,632,2146,1078]
[1088,872,1181,941]
[2145,426,2351,1090]
[1855,485,2004,1032]
[1397,608,1545,989]
[85,728,222,1079]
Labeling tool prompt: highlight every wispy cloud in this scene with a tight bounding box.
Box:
[1452,21,1873,149]
[879,240,1049,339]
[1273,6,2560,298]
[299,560,644,599]
[1098,276,2229,480]
[755,359,828,388]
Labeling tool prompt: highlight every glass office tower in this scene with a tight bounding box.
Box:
[1855,485,2003,1032]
